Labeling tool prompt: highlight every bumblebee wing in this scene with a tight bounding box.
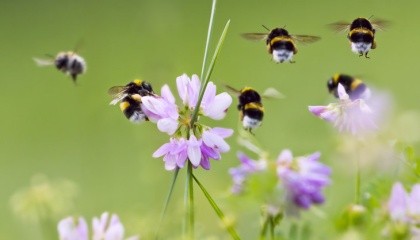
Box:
[108,86,129,105]
[33,57,54,67]
[241,33,268,41]
[328,21,351,33]
[261,87,285,99]
[224,85,241,95]
[291,35,321,45]
[371,19,390,31]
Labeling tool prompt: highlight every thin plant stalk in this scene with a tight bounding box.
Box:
[355,150,361,204]
[186,162,194,239]
[193,174,240,240]
[155,168,179,240]
[200,0,217,81]
[190,19,230,127]
[260,217,269,240]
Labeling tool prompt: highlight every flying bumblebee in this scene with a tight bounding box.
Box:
[329,17,389,58]
[242,26,321,63]
[327,74,371,100]
[34,51,86,83]
[108,79,155,123]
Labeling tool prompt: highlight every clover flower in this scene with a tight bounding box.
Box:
[141,74,233,170]
[58,212,139,240]
[276,149,331,210]
[229,152,267,194]
[386,182,420,237]
[308,83,378,135]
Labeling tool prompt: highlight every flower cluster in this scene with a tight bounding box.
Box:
[277,150,331,210]
[386,182,420,237]
[308,83,377,135]
[141,74,233,170]
[229,152,267,194]
[58,212,139,240]
[229,149,331,213]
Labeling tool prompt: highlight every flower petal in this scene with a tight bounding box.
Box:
[187,135,202,166]
[203,92,232,120]
[161,84,175,104]
[157,118,178,135]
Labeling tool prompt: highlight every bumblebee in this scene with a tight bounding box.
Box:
[329,17,388,58]
[108,79,155,123]
[34,51,86,83]
[327,74,371,100]
[242,26,320,63]
[226,86,264,132]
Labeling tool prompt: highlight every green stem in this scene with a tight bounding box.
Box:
[269,216,275,240]
[200,0,217,80]
[190,19,231,127]
[355,151,361,204]
[185,162,194,239]
[192,174,240,240]
[154,168,179,240]
[259,216,269,240]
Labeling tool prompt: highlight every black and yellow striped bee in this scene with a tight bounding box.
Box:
[226,86,265,132]
[242,26,321,63]
[329,17,389,58]
[34,51,86,83]
[108,79,155,123]
[327,74,371,100]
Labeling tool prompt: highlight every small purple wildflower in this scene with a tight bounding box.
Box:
[142,74,233,170]
[229,152,267,194]
[58,212,139,240]
[276,149,331,210]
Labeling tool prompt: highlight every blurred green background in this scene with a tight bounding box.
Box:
[1,0,420,239]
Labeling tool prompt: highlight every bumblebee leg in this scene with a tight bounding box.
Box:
[364,52,370,58]
[290,60,296,64]
[71,74,78,85]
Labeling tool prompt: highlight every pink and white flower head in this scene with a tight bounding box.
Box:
[58,212,139,240]
[276,149,331,212]
[387,182,420,237]
[176,74,232,120]
[308,83,382,135]
[153,127,233,170]
[142,74,233,171]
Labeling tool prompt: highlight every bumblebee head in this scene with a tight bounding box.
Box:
[141,81,154,93]
[54,54,69,70]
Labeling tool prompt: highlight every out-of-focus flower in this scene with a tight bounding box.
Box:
[229,152,267,194]
[58,212,139,240]
[276,149,331,210]
[386,182,420,238]
[142,74,233,170]
[309,84,385,135]
[10,174,78,224]
[58,217,88,240]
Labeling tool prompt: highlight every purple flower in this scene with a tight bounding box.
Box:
[58,212,139,240]
[277,150,331,210]
[142,74,233,170]
[153,127,233,170]
[229,152,267,194]
[141,85,179,135]
[58,217,88,240]
[387,182,420,233]
[176,74,232,120]
[308,84,378,135]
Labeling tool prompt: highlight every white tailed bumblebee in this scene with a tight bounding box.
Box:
[329,17,389,58]
[108,79,155,123]
[226,86,264,132]
[242,26,320,63]
[34,51,86,83]
[327,74,371,100]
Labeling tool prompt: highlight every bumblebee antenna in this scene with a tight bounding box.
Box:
[368,15,374,20]
[262,24,270,31]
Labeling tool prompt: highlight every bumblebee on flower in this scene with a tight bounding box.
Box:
[141,74,233,170]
